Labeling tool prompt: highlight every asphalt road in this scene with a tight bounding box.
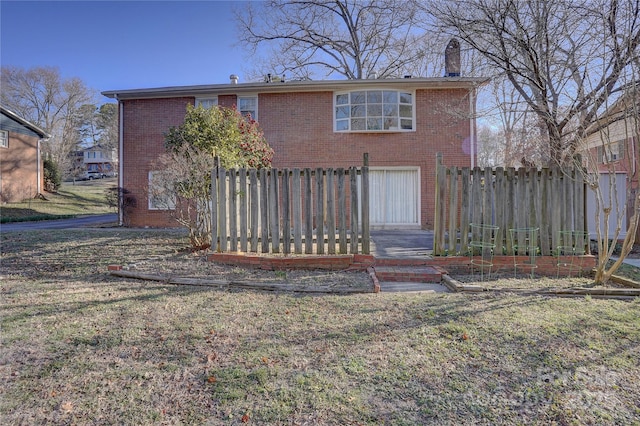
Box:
[1,213,118,232]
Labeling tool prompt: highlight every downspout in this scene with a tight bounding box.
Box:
[36,135,50,195]
[117,96,124,226]
[37,138,42,194]
[469,86,476,168]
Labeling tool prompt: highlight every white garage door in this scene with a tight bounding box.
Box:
[367,168,420,229]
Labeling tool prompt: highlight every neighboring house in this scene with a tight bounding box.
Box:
[0,106,50,203]
[582,87,639,240]
[103,75,488,228]
[83,145,117,175]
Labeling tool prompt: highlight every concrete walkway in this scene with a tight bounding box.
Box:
[370,229,449,293]
[370,229,434,259]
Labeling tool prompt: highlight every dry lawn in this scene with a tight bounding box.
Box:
[1,229,639,425]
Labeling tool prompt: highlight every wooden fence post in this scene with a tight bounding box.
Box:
[218,166,227,252]
[433,153,446,255]
[326,168,336,255]
[447,166,458,255]
[249,169,258,252]
[260,169,269,253]
[362,153,370,255]
[337,168,347,254]
[282,169,291,254]
[269,168,280,253]
[211,162,219,252]
[316,168,324,254]
[239,168,248,252]
[350,167,359,254]
[304,168,313,254]
[292,168,302,254]
[229,168,238,251]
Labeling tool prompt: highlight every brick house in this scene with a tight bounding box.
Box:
[103,76,488,229]
[582,87,639,240]
[0,106,50,203]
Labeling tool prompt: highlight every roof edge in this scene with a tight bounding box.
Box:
[102,77,491,100]
[0,105,51,138]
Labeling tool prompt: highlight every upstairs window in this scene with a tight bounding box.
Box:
[196,97,218,109]
[238,96,258,120]
[598,140,626,163]
[335,90,414,132]
[0,130,7,148]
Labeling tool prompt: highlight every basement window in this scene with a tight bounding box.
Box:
[335,90,414,132]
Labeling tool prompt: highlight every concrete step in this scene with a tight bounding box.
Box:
[373,265,444,283]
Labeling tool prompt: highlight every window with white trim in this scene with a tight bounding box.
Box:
[0,130,8,148]
[148,171,176,210]
[196,97,218,109]
[238,96,258,120]
[335,90,414,132]
[598,140,625,163]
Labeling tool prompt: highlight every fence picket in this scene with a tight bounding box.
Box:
[316,168,324,255]
[292,168,302,254]
[350,167,359,254]
[249,169,258,252]
[269,168,280,253]
[282,169,291,255]
[304,168,313,254]
[239,168,248,252]
[337,168,348,254]
[260,169,269,253]
[326,168,336,254]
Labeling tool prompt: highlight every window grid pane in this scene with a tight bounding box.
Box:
[335,90,413,132]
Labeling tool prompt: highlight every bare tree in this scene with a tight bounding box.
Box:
[235,0,426,80]
[0,66,95,174]
[426,0,640,166]
[582,78,639,284]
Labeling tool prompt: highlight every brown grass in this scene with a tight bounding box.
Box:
[1,229,639,425]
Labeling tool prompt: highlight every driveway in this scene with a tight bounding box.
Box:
[1,213,118,232]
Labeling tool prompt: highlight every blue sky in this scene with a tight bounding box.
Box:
[1,1,258,101]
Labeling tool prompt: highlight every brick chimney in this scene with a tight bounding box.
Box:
[445,38,461,77]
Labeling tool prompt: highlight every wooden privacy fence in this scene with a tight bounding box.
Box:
[433,153,587,256]
[211,163,370,255]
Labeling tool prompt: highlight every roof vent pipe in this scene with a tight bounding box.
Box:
[230,74,239,84]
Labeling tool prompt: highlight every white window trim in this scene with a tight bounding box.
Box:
[0,130,8,148]
[148,171,176,210]
[238,95,258,120]
[334,89,416,133]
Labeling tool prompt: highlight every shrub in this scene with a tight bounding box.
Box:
[43,159,62,192]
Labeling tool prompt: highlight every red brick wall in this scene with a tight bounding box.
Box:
[0,132,39,202]
[121,97,193,227]
[259,89,474,227]
[120,89,475,228]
